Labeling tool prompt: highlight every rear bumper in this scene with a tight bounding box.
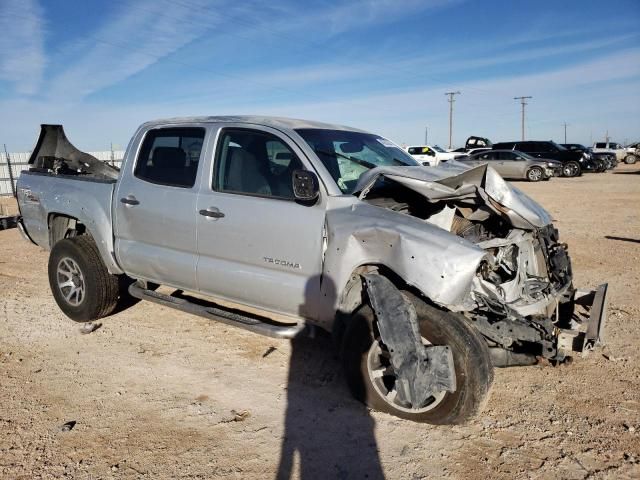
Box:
[557,283,608,355]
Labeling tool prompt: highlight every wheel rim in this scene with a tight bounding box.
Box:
[563,164,577,176]
[366,337,448,413]
[528,168,542,181]
[56,257,85,306]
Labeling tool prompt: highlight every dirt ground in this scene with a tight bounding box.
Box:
[1,165,639,479]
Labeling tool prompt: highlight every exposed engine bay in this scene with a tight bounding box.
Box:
[358,165,606,366]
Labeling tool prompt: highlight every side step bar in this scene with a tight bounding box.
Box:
[128,283,306,339]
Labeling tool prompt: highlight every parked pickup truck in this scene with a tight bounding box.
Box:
[592,141,628,163]
[16,117,608,425]
[404,144,466,166]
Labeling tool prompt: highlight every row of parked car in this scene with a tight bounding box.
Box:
[405,137,639,182]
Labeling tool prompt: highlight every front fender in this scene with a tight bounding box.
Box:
[319,200,487,329]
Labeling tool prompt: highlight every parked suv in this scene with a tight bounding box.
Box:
[492,141,589,177]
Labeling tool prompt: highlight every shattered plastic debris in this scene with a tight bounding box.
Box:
[59,420,76,432]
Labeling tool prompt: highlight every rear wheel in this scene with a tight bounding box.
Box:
[48,236,119,322]
[625,154,638,165]
[526,166,544,182]
[342,292,493,424]
[562,161,580,177]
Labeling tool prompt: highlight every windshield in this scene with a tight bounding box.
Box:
[550,141,567,151]
[295,128,419,194]
[431,145,446,153]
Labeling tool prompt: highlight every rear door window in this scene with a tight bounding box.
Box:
[135,128,205,188]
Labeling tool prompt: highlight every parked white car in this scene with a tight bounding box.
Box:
[592,141,626,162]
[405,145,466,166]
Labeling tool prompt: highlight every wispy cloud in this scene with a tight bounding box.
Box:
[435,34,640,72]
[0,0,45,95]
[310,0,463,34]
[47,0,227,100]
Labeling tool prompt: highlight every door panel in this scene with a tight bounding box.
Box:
[196,194,324,317]
[498,152,522,178]
[114,126,206,290]
[196,127,325,318]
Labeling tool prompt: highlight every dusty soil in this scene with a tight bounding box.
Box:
[1,165,639,479]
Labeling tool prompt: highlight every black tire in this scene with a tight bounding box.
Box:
[625,155,638,165]
[526,166,544,182]
[562,161,581,177]
[48,236,119,322]
[342,292,494,424]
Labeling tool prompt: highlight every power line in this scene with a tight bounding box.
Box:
[514,96,532,141]
[445,91,461,149]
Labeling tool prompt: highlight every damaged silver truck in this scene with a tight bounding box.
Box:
[16,117,608,424]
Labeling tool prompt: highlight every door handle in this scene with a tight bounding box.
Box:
[120,195,139,206]
[199,208,225,219]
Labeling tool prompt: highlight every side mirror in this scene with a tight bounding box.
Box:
[292,170,320,202]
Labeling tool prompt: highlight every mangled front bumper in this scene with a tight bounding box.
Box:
[557,283,608,356]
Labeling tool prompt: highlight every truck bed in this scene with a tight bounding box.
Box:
[17,171,117,267]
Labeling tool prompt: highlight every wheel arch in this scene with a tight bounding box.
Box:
[526,165,543,180]
[47,212,123,275]
[332,263,436,346]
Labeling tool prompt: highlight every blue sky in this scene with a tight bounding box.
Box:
[1,0,639,151]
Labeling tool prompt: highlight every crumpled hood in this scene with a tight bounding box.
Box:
[354,162,552,229]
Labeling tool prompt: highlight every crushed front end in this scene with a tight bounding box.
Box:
[355,163,608,366]
[469,223,607,365]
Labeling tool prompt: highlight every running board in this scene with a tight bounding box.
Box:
[128,283,306,339]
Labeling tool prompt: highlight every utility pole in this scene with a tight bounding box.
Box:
[445,91,461,149]
[424,126,428,145]
[514,96,532,141]
[563,122,568,144]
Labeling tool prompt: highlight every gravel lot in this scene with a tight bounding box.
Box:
[1,165,639,479]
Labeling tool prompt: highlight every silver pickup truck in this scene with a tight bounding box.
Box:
[16,117,608,424]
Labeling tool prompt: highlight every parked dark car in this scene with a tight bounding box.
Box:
[491,141,594,177]
[562,144,615,170]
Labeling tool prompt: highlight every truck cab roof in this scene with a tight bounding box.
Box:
[139,116,368,134]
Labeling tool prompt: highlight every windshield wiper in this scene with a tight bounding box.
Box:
[315,149,377,170]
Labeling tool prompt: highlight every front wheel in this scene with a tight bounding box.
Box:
[342,292,494,424]
[562,161,581,177]
[625,154,638,165]
[526,166,544,182]
[48,236,119,322]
